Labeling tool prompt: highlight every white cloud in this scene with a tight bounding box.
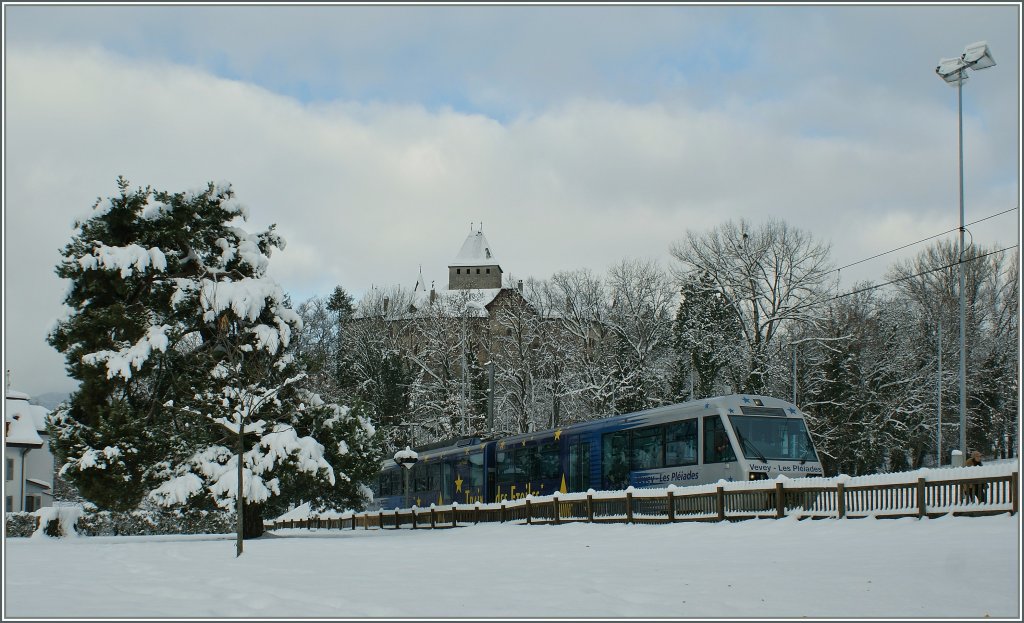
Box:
[3,38,1019,395]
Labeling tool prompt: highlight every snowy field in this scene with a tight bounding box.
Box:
[4,513,1020,619]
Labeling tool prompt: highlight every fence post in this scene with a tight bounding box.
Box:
[412,508,418,530]
[626,490,634,524]
[553,495,560,525]
[499,503,505,523]
[352,514,357,530]
[379,511,384,529]
[475,503,480,524]
[716,486,725,521]
[1010,472,1019,515]
[587,493,594,523]
[430,506,436,528]
[526,499,532,525]
[667,490,676,522]
[775,482,785,519]
[395,510,400,529]
[837,483,846,519]
[452,504,458,528]
[917,477,927,518]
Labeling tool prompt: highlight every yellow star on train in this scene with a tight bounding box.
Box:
[554,429,562,441]
[454,474,464,493]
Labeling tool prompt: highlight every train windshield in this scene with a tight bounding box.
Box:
[728,415,818,462]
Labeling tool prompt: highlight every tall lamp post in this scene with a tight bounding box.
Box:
[934,41,996,463]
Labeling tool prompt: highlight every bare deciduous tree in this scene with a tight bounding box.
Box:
[670,218,835,394]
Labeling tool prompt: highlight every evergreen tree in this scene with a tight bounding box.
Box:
[48,178,380,550]
[672,272,743,400]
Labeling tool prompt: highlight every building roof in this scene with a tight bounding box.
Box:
[450,228,501,268]
[352,286,516,321]
[5,389,50,434]
[5,412,44,447]
[26,478,52,490]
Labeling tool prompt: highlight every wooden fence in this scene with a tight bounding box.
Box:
[266,470,1018,532]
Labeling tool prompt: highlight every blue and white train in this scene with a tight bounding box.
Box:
[370,394,824,509]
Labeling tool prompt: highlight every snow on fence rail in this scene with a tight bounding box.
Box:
[266,464,1019,531]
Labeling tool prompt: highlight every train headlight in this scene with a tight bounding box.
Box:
[748,472,768,481]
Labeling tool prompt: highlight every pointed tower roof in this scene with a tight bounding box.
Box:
[450,226,501,268]
[414,265,427,292]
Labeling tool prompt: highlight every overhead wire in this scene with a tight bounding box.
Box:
[830,205,1018,276]
[805,243,1019,313]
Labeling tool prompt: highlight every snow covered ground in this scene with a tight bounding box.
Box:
[4,513,1020,618]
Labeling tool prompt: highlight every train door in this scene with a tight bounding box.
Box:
[702,413,741,483]
[566,435,591,493]
[484,442,497,502]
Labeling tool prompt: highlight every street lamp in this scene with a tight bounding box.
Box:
[935,41,996,464]
[394,446,419,509]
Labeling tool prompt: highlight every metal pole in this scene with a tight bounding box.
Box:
[792,345,798,405]
[487,360,494,434]
[937,319,943,466]
[236,424,244,557]
[403,468,411,509]
[957,73,968,456]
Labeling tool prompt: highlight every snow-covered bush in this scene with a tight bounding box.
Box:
[4,512,39,538]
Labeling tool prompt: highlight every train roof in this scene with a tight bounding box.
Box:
[499,394,804,443]
[378,394,803,468]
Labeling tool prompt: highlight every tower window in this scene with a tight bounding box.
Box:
[476,269,480,274]
[486,268,491,274]
[457,269,461,274]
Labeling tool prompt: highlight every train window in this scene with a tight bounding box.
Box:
[381,470,401,497]
[665,420,697,466]
[703,415,737,464]
[631,426,663,470]
[413,464,428,491]
[497,450,516,484]
[515,447,536,481]
[440,462,453,499]
[426,463,441,491]
[538,442,560,480]
[469,452,485,488]
[568,442,591,492]
[602,431,630,490]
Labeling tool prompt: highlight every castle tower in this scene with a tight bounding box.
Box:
[448,224,502,290]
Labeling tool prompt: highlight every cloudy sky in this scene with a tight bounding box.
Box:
[3,4,1020,396]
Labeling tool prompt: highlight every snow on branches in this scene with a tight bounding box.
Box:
[76,243,168,277]
[81,325,171,380]
[49,178,381,523]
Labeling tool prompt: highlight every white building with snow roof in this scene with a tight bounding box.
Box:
[4,383,55,513]
[447,226,503,290]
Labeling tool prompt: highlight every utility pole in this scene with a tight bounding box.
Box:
[937,319,943,467]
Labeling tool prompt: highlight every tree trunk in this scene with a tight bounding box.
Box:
[243,501,264,539]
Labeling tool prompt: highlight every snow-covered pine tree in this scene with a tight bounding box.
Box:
[672,272,744,400]
[48,178,379,550]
